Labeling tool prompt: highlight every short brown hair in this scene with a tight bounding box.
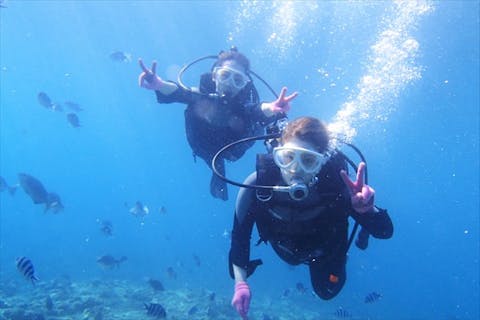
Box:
[215,50,250,72]
[281,117,330,153]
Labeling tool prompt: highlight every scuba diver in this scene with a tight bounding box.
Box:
[138,47,298,201]
[225,117,393,319]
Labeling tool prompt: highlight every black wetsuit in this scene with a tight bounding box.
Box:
[229,153,393,300]
[155,73,273,200]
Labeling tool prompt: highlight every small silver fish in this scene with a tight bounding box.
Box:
[129,201,149,217]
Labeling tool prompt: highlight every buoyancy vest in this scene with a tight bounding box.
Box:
[253,152,351,263]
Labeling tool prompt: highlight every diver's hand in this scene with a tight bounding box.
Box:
[340,162,375,213]
[231,281,251,320]
[261,87,298,117]
[138,59,163,91]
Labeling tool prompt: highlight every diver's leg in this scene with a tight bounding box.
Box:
[309,255,346,300]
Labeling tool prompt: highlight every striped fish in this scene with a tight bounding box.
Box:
[144,303,166,318]
[334,307,352,318]
[16,257,39,285]
[364,291,382,303]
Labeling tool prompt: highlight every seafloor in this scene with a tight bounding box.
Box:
[0,278,351,320]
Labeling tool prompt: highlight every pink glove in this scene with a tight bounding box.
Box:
[263,87,298,114]
[340,162,375,213]
[138,59,163,91]
[231,281,251,319]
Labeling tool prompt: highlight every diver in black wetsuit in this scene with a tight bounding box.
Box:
[228,117,393,319]
[138,48,297,201]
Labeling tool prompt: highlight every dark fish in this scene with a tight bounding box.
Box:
[364,291,382,303]
[97,255,127,269]
[159,206,167,214]
[66,113,81,127]
[109,51,132,62]
[166,266,177,280]
[296,282,307,294]
[208,291,215,302]
[0,176,17,195]
[100,220,113,236]
[188,304,199,316]
[281,288,291,297]
[45,192,64,213]
[45,295,53,311]
[334,307,352,318]
[64,101,83,112]
[18,173,49,205]
[144,303,166,318]
[16,256,39,285]
[193,254,201,267]
[37,92,62,111]
[148,278,164,291]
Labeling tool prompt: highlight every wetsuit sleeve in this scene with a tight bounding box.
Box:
[155,73,214,105]
[154,81,200,104]
[350,207,393,239]
[229,173,257,270]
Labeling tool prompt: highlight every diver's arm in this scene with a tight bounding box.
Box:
[232,264,248,283]
[351,207,393,239]
[229,173,257,275]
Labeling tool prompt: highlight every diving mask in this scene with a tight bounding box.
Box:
[273,146,329,175]
[213,66,250,90]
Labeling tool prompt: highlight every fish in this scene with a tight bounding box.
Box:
[64,101,83,112]
[296,282,307,294]
[166,266,177,280]
[193,254,201,267]
[188,305,199,316]
[364,291,382,303]
[109,51,132,62]
[0,176,17,195]
[45,192,64,213]
[45,295,53,311]
[96,255,127,269]
[66,113,81,127]
[334,307,352,318]
[37,92,62,111]
[18,173,49,205]
[148,278,164,291]
[16,256,39,285]
[100,220,113,236]
[159,206,167,214]
[129,201,149,217]
[144,303,166,318]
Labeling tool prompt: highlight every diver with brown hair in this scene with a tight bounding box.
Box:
[138,47,297,201]
[226,116,393,318]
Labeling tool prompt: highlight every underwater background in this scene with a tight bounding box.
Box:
[0,1,478,319]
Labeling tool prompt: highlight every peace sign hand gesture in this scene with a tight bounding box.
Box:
[138,58,163,91]
[261,87,298,116]
[340,162,375,213]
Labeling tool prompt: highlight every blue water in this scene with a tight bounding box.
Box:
[0,1,478,319]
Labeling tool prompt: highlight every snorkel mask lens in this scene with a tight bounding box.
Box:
[213,66,249,90]
[273,146,328,174]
